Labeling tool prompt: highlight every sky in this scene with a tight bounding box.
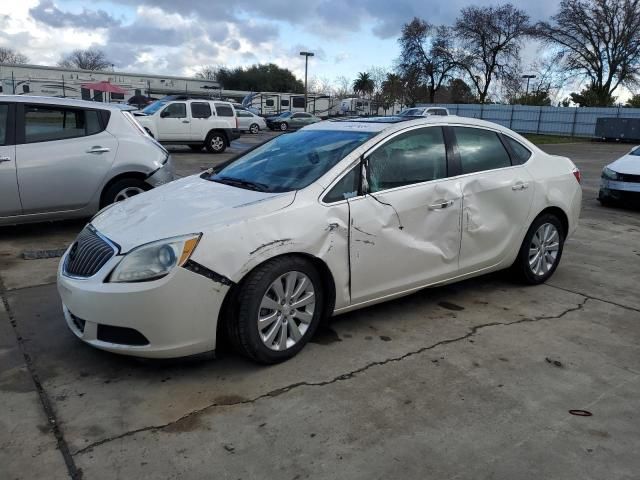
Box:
[0,0,566,85]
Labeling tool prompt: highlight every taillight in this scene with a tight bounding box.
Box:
[235,116,239,129]
[572,167,582,184]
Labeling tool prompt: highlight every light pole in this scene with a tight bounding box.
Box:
[522,74,536,96]
[299,51,314,112]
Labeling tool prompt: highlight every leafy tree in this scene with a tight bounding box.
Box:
[59,48,112,71]
[352,72,374,98]
[215,64,303,92]
[382,73,404,107]
[448,78,476,103]
[454,3,530,103]
[398,18,457,103]
[535,0,640,107]
[627,94,640,107]
[0,47,28,64]
[510,91,553,106]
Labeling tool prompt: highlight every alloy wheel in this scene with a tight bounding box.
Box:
[528,223,560,276]
[257,271,316,351]
[210,136,224,151]
[280,122,288,131]
[250,124,259,134]
[114,186,145,202]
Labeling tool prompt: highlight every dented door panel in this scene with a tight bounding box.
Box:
[348,180,463,304]
[458,166,534,273]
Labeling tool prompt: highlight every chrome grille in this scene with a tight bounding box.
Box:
[619,172,640,183]
[64,226,116,278]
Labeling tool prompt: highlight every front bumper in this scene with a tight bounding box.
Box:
[599,178,640,203]
[57,250,229,358]
[147,156,176,187]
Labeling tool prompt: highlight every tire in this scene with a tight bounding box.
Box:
[279,122,288,131]
[189,144,204,152]
[101,178,150,207]
[512,213,565,285]
[227,256,324,364]
[205,131,227,153]
[249,123,260,134]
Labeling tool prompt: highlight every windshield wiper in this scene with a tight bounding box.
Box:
[212,176,270,192]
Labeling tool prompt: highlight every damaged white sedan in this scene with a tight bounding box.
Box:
[57,116,582,363]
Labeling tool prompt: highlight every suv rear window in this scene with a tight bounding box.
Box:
[215,104,234,117]
[24,105,104,143]
[191,102,212,119]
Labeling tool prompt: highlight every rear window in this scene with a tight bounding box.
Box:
[0,104,8,145]
[215,104,234,117]
[24,105,104,143]
[453,127,512,174]
[503,136,532,164]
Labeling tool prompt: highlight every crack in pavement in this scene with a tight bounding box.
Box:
[0,281,82,480]
[73,296,589,457]
[546,283,640,313]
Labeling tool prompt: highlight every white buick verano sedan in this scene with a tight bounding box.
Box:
[57,116,582,363]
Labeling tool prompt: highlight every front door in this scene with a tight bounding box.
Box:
[348,126,463,304]
[156,102,190,140]
[0,103,21,217]
[15,104,118,214]
[451,126,535,273]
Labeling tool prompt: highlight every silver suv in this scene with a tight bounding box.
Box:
[0,96,175,226]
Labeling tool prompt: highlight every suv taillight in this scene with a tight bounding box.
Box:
[572,167,582,184]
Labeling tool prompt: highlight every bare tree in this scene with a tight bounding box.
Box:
[454,4,530,103]
[59,48,112,71]
[398,18,457,103]
[0,47,29,64]
[333,76,351,98]
[195,65,219,80]
[534,0,640,106]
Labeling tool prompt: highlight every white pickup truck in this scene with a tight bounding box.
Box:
[135,98,241,153]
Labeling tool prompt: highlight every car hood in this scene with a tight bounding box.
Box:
[92,175,295,252]
[608,153,640,175]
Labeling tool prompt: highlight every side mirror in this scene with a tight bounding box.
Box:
[160,110,170,118]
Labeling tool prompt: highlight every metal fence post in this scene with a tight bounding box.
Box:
[509,104,514,129]
[570,108,577,137]
[536,106,542,134]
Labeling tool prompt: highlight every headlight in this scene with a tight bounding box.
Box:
[602,167,620,180]
[109,234,201,283]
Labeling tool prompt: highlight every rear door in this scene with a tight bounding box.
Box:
[156,102,190,140]
[0,103,21,217]
[189,101,212,140]
[452,126,534,273]
[214,103,236,129]
[236,110,252,130]
[15,103,118,214]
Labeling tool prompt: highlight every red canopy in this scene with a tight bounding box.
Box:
[80,80,127,94]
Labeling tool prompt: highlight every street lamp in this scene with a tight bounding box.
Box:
[522,74,536,95]
[300,51,314,112]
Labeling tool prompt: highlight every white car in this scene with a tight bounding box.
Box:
[0,96,174,226]
[236,109,267,134]
[399,107,450,117]
[136,98,241,153]
[57,116,582,363]
[598,146,640,205]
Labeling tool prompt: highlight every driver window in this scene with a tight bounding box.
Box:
[367,127,447,193]
[162,103,186,118]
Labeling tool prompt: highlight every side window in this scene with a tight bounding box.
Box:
[24,105,88,143]
[503,136,532,165]
[265,99,275,107]
[323,166,360,203]
[281,99,290,107]
[237,110,251,117]
[0,105,8,145]
[292,113,302,118]
[215,104,234,117]
[161,103,186,118]
[191,102,212,119]
[85,110,102,136]
[368,127,447,193]
[453,127,511,174]
[292,97,305,109]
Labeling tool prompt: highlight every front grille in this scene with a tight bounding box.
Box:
[64,226,116,278]
[619,173,640,183]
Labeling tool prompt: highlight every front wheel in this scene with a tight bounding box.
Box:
[228,256,324,364]
[279,122,288,131]
[249,123,260,134]
[205,132,227,153]
[512,214,565,284]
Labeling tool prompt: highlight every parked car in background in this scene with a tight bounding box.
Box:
[0,96,174,226]
[58,115,581,363]
[136,98,241,153]
[266,111,322,131]
[398,107,450,117]
[599,146,640,205]
[236,109,267,134]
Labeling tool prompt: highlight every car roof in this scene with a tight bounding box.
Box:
[0,95,125,111]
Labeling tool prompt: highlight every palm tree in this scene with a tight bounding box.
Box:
[352,72,374,99]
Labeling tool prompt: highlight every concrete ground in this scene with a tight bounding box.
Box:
[1,137,639,480]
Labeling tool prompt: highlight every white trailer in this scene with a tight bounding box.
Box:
[241,92,336,118]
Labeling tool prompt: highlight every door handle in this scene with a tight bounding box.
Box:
[0,156,10,163]
[87,146,110,154]
[429,200,455,210]
[512,182,529,191]
[182,120,190,123]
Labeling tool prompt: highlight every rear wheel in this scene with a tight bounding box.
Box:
[512,213,565,284]
[249,123,260,134]
[101,178,150,207]
[279,122,288,131]
[227,256,324,364]
[205,132,227,153]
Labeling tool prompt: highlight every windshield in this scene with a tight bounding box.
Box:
[142,100,168,115]
[631,147,640,156]
[399,108,423,116]
[205,130,375,193]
